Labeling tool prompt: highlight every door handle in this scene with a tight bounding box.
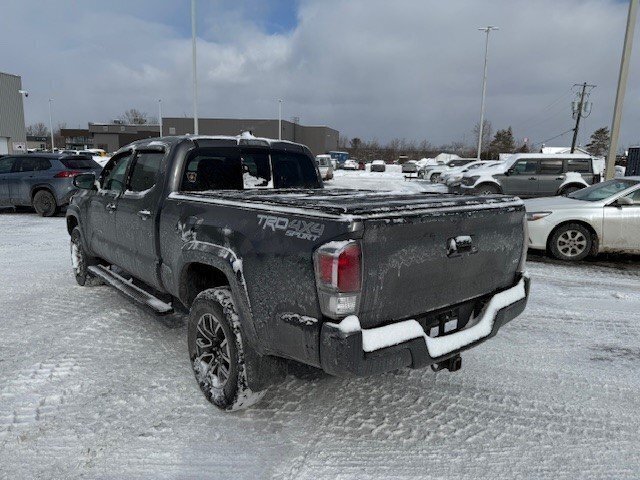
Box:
[555,177,564,180]
[137,209,151,219]
[106,203,117,212]
[528,177,536,180]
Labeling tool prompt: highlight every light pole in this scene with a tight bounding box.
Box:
[158,99,163,137]
[191,0,199,135]
[606,0,638,179]
[48,98,55,151]
[278,99,283,140]
[476,26,498,160]
[19,90,29,152]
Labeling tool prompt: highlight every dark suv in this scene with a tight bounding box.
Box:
[0,154,102,216]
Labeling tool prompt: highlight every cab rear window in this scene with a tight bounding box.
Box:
[180,148,320,191]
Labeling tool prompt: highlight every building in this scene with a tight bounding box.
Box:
[88,122,160,153]
[26,135,48,151]
[59,118,339,155]
[162,117,339,156]
[60,128,93,150]
[0,72,27,154]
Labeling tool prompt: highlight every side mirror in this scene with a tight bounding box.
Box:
[73,172,96,190]
[504,168,514,176]
[614,196,634,207]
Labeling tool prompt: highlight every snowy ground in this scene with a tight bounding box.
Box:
[1,170,640,479]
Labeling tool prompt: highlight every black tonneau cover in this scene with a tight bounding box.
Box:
[179,189,521,218]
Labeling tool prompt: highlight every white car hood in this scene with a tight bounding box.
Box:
[524,196,592,211]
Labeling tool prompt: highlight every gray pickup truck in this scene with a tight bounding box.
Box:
[66,134,530,411]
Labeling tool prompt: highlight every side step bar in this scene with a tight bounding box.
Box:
[88,265,174,315]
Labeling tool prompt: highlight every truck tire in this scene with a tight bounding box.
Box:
[33,190,58,217]
[549,223,593,261]
[188,287,266,411]
[70,227,103,286]
[476,183,500,195]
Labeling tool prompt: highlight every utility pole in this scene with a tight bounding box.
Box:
[158,99,163,137]
[278,99,283,140]
[48,98,55,151]
[476,26,498,160]
[191,0,199,135]
[570,82,596,153]
[606,0,638,179]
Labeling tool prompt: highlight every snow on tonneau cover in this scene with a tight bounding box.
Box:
[178,188,525,329]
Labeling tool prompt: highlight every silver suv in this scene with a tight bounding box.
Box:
[458,154,601,197]
[0,154,102,216]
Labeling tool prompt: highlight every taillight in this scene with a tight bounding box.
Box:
[55,170,81,178]
[314,241,362,319]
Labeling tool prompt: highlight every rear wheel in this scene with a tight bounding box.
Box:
[33,190,58,217]
[188,287,266,411]
[430,172,441,182]
[476,183,500,195]
[549,223,593,261]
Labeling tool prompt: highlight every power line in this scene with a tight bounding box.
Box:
[512,87,574,131]
[531,128,575,147]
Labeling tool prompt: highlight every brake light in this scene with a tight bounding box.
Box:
[55,170,81,178]
[314,241,362,319]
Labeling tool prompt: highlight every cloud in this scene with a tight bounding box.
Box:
[3,0,639,149]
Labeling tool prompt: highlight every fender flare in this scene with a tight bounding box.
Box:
[179,241,259,348]
[178,241,287,390]
[475,180,502,193]
[30,183,56,200]
[556,182,587,195]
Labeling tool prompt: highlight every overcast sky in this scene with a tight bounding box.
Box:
[2,0,639,149]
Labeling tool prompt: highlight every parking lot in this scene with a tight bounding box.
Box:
[1,171,640,479]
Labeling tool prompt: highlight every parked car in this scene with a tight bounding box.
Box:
[458,154,601,197]
[370,160,386,172]
[315,154,334,180]
[0,153,102,216]
[342,159,358,170]
[441,161,501,187]
[525,177,640,260]
[66,133,530,411]
[401,160,418,174]
[419,158,476,181]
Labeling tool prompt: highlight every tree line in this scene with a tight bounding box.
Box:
[337,122,612,162]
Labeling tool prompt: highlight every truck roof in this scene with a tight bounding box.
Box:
[119,132,311,154]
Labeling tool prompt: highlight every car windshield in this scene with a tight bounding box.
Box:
[568,179,638,201]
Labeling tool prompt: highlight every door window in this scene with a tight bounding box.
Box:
[566,159,590,173]
[512,159,538,174]
[538,159,563,175]
[0,157,16,174]
[128,151,164,192]
[17,157,38,172]
[100,152,133,191]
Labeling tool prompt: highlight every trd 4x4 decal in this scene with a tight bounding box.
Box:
[257,214,325,241]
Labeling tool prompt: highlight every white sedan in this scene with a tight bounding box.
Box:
[525,178,640,261]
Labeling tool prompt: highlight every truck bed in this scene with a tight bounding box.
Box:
[171,189,522,219]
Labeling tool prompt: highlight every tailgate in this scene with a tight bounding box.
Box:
[358,203,525,328]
